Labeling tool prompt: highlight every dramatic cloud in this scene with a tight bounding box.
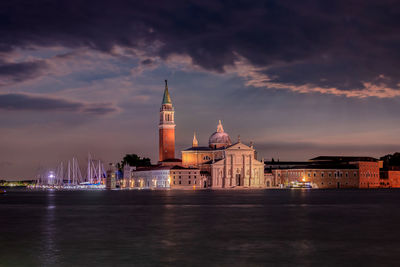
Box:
[0,60,47,84]
[1,0,400,97]
[2,0,400,179]
[228,57,400,98]
[0,93,118,115]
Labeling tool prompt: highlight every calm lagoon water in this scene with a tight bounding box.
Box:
[1,189,400,266]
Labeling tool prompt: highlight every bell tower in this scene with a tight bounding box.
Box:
[159,80,175,162]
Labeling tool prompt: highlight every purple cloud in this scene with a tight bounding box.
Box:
[0,93,118,115]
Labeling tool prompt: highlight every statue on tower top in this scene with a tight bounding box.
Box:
[192,132,198,147]
[217,120,224,133]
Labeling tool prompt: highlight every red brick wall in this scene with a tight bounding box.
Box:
[358,161,380,188]
[159,128,175,162]
[388,171,400,187]
[380,170,400,188]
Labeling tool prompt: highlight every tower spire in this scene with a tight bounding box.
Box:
[162,79,172,104]
[192,132,198,147]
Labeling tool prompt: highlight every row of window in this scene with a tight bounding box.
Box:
[173,180,197,185]
[307,172,357,178]
[360,173,379,178]
[173,175,197,179]
[278,172,357,178]
[171,172,198,175]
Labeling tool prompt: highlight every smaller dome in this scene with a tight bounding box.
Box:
[209,120,231,149]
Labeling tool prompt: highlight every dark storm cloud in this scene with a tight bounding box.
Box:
[1,0,400,92]
[0,93,117,115]
[0,60,47,83]
[141,59,153,65]
[83,106,119,115]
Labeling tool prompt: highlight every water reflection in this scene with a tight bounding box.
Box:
[41,190,59,266]
[1,189,400,266]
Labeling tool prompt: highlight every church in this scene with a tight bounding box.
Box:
[159,81,266,189]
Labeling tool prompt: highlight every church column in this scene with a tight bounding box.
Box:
[223,157,227,188]
[249,154,253,187]
[231,155,234,187]
[242,154,246,186]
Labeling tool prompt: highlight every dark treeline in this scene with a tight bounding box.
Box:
[117,154,152,170]
[380,152,400,169]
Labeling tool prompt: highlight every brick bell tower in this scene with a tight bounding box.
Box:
[159,80,175,162]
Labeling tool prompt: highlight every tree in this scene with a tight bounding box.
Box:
[380,152,400,168]
[120,154,151,169]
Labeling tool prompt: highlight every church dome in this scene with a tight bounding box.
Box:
[209,120,232,149]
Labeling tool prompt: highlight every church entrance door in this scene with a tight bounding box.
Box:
[236,174,242,186]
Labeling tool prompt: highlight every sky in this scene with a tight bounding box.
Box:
[1,0,400,179]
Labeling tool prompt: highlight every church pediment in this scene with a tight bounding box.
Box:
[226,142,253,151]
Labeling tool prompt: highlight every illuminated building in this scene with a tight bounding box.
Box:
[169,166,208,189]
[268,156,381,188]
[121,165,206,189]
[122,81,267,189]
[122,165,172,189]
[182,121,266,188]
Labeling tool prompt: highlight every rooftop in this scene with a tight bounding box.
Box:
[183,146,225,151]
[161,158,182,162]
[286,164,359,170]
[310,156,378,162]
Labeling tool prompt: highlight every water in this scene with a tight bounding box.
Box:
[1,189,400,266]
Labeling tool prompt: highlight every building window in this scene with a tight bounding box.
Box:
[194,176,196,179]
[189,176,191,178]
[313,173,316,177]
[173,181,175,184]
[308,173,311,177]
[321,173,324,178]
[179,181,181,184]
[203,156,211,161]
[188,180,191,184]
[345,173,348,177]
[354,172,357,177]
[329,173,332,177]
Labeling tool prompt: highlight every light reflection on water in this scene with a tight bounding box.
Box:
[1,189,400,266]
[41,191,58,266]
